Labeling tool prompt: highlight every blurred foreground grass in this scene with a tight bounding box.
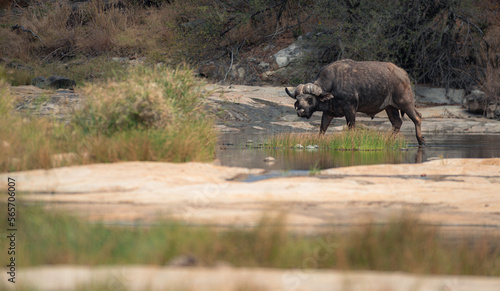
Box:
[1,202,499,276]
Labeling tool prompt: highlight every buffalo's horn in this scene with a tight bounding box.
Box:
[285,87,295,99]
[295,84,306,96]
[303,83,323,96]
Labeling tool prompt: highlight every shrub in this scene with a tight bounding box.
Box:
[0,65,216,172]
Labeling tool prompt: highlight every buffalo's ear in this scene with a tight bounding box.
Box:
[285,88,296,99]
[318,93,334,102]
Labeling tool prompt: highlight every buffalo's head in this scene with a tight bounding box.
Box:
[285,83,333,119]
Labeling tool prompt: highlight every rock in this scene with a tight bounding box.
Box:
[306,145,319,150]
[414,85,465,105]
[463,90,486,114]
[246,139,254,144]
[264,156,275,163]
[274,42,308,68]
[111,57,129,63]
[32,76,48,89]
[199,62,218,78]
[486,104,499,119]
[260,68,284,80]
[47,75,76,89]
[294,144,304,149]
[258,62,270,71]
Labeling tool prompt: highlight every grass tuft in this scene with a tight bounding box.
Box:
[266,129,408,151]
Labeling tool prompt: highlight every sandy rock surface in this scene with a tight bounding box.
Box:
[3,158,500,235]
[2,266,500,291]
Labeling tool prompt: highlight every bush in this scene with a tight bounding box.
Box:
[0,65,216,172]
[290,0,493,91]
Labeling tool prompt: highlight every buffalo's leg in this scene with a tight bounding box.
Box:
[402,107,426,146]
[320,112,334,134]
[344,108,356,129]
[385,106,402,135]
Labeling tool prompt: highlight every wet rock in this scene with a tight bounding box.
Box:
[306,145,319,150]
[294,144,304,149]
[264,156,275,163]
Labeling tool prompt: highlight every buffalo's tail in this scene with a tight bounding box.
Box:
[415,108,422,118]
[400,109,422,119]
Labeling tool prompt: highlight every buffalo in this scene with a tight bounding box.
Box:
[285,59,426,146]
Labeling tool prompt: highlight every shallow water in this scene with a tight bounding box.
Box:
[217,133,500,171]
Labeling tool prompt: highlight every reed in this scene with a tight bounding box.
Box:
[266,129,408,151]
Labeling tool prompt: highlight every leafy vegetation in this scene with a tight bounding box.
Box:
[0,65,216,172]
[0,0,497,91]
[0,203,499,276]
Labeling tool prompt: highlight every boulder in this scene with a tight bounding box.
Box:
[32,76,48,89]
[414,85,465,105]
[486,104,500,119]
[47,75,76,89]
[274,43,303,68]
[463,90,486,114]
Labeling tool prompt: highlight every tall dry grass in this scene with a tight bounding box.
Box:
[0,65,216,172]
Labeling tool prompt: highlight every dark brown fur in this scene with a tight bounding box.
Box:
[286,59,426,146]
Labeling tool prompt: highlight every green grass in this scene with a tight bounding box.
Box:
[266,129,408,151]
[0,65,216,172]
[1,203,499,276]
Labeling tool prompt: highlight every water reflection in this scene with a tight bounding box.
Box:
[217,133,500,170]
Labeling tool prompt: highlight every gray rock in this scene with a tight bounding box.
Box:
[463,90,486,114]
[258,62,270,71]
[306,145,319,150]
[274,43,307,68]
[294,144,304,149]
[414,85,465,105]
[486,104,500,119]
[264,156,275,163]
[32,76,48,89]
[47,75,76,89]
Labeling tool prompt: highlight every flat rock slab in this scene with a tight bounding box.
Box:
[2,266,500,291]
[3,159,500,234]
